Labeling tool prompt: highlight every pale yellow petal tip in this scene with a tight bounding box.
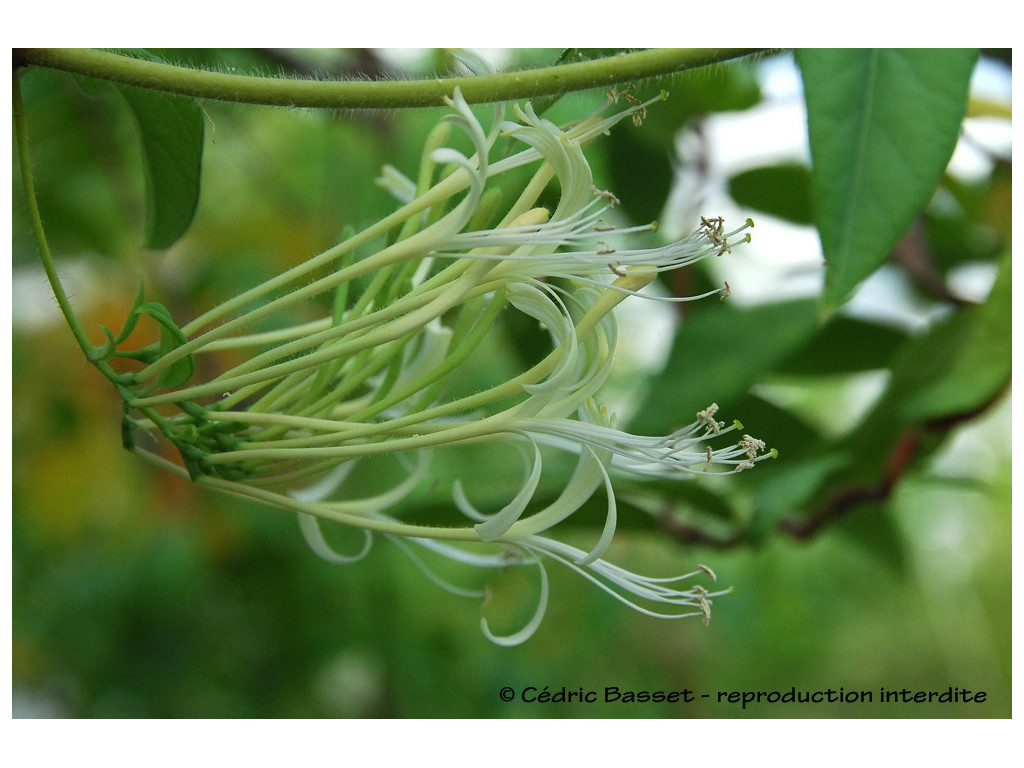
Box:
[508,207,550,228]
[611,266,657,293]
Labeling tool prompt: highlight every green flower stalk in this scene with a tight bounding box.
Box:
[24,80,772,644]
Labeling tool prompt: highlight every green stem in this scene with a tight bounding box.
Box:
[16,48,766,109]
[13,72,95,358]
[13,70,131,395]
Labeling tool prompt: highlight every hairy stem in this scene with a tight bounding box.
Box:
[16,48,766,109]
[13,72,96,357]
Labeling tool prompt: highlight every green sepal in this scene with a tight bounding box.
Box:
[178,444,208,482]
[173,423,201,445]
[136,301,194,388]
[91,325,120,363]
[114,279,148,345]
[120,409,136,450]
[92,280,149,362]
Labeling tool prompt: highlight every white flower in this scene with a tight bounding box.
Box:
[120,85,768,645]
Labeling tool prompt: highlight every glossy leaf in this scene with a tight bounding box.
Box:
[117,80,204,249]
[796,49,978,311]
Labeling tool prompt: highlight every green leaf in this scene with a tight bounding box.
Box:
[824,253,1010,492]
[925,168,1011,274]
[728,164,813,226]
[796,49,978,311]
[629,299,821,436]
[114,279,147,345]
[836,500,908,574]
[607,127,674,223]
[748,453,850,540]
[94,281,148,362]
[136,301,194,388]
[900,250,1010,423]
[115,71,204,249]
[725,394,822,464]
[14,68,142,262]
[773,315,908,376]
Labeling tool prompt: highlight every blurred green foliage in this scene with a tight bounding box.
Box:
[12,48,1011,717]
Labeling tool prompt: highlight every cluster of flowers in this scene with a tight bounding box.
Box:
[120,85,770,644]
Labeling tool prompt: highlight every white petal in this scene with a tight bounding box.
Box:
[480,557,549,647]
[574,448,617,566]
[298,513,373,564]
[473,441,544,541]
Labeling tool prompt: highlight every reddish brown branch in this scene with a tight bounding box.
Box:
[779,432,919,539]
[658,382,1008,548]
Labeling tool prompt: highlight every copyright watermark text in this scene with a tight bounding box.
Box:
[498,685,988,709]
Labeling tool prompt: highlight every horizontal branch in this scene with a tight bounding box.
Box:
[15,48,766,109]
